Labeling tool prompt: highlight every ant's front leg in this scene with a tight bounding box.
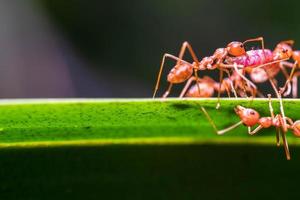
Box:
[247,125,263,135]
[201,107,243,135]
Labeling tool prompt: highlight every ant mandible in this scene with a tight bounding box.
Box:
[201,94,300,160]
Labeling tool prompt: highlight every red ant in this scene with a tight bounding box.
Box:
[152,37,290,106]
[179,73,238,98]
[201,94,300,160]
[152,37,267,101]
[179,68,263,99]
[273,42,300,97]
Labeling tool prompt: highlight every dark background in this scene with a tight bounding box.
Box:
[0,0,299,98]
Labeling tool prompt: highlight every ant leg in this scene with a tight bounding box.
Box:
[279,61,298,96]
[223,69,238,98]
[201,107,243,135]
[267,94,275,118]
[287,71,300,97]
[153,53,193,98]
[268,94,281,146]
[219,63,257,96]
[223,82,231,98]
[176,42,202,95]
[276,128,281,147]
[256,90,265,98]
[290,70,300,98]
[278,115,291,160]
[243,37,265,49]
[233,64,257,98]
[248,125,263,135]
[268,78,288,132]
[292,74,299,98]
[254,58,290,70]
[162,83,173,98]
[281,130,291,160]
[278,61,294,96]
[179,76,197,98]
[216,70,224,109]
[177,41,200,65]
[239,80,250,98]
[243,37,265,57]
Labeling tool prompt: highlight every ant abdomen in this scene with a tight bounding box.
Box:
[292,120,300,137]
[250,65,280,83]
[167,63,193,83]
[185,82,214,97]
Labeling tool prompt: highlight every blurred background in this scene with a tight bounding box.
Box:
[0,0,299,98]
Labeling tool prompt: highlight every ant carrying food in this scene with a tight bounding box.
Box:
[201,94,300,160]
[152,37,267,100]
[152,37,290,108]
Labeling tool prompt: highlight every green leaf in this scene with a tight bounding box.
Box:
[0,98,298,147]
[0,98,299,199]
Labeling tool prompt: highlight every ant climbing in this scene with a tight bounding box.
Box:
[201,94,300,160]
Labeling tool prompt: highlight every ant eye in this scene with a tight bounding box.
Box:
[282,49,287,53]
[240,44,244,48]
[250,111,255,115]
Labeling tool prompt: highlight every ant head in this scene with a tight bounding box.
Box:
[292,120,300,137]
[292,51,300,63]
[227,42,246,56]
[273,41,293,60]
[234,105,260,126]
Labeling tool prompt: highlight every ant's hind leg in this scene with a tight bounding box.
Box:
[177,42,202,95]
